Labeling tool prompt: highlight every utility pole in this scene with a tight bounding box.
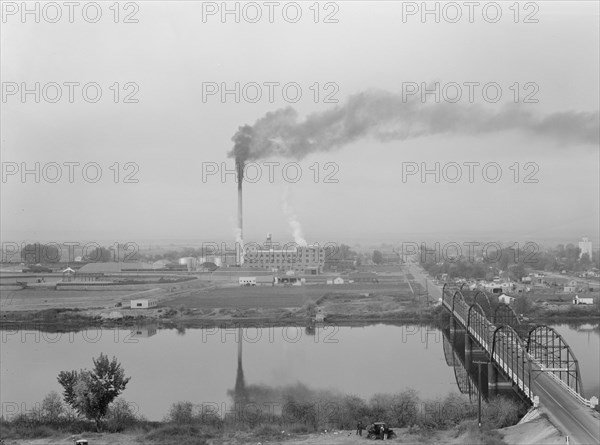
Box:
[473,360,489,428]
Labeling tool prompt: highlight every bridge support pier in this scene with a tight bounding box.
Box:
[464,333,486,366]
[465,333,472,366]
[487,362,514,398]
[449,317,464,342]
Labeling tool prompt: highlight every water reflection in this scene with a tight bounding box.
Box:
[442,328,479,403]
[0,322,597,420]
[130,326,157,338]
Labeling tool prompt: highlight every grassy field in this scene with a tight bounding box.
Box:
[0,269,435,325]
[166,282,412,309]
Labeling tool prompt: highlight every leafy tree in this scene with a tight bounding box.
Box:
[513,295,532,316]
[580,253,591,266]
[510,262,526,281]
[324,243,356,261]
[41,391,65,422]
[85,247,113,262]
[372,250,384,265]
[57,354,130,430]
[105,398,139,432]
[21,243,61,263]
[167,401,195,424]
[565,244,580,262]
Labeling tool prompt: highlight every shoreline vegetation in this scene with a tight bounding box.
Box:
[0,303,598,331]
[1,388,525,445]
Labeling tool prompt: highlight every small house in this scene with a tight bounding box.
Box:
[239,277,257,286]
[130,299,158,309]
[498,294,515,305]
[333,277,344,285]
[573,295,594,305]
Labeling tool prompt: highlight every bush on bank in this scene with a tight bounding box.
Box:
[0,390,524,441]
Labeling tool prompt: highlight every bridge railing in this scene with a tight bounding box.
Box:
[533,359,599,408]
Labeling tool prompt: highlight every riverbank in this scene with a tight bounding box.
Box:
[0,415,562,445]
[0,427,503,445]
[0,389,526,445]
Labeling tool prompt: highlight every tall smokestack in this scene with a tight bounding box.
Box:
[236,160,244,266]
[231,125,252,266]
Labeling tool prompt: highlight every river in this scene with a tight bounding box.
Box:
[1,323,598,421]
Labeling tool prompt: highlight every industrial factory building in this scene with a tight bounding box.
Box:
[244,234,325,275]
[200,235,325,274]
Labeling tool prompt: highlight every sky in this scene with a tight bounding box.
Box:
[1,1,599,248]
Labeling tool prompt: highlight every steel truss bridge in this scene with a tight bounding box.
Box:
[406,261,600,443]
[442,284,598,409]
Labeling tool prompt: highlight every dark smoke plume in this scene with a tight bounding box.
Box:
[229,90,599,163]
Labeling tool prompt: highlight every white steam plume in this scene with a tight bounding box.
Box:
[282,186,307,247]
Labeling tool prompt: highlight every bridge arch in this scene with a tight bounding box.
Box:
[467,302,485,331]
[452,351,477,401]
[493,303,521,331]
[467,302,490,348]
[452,290,469,322]
[526,325,583,395]
[473,290,493,316]
[491,325,532,400]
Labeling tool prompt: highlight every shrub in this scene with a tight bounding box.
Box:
[104,398,140,432]
[253,423,284,439]
[337,394,370,429]
[167,401,195,424]
[482,397,520,429]
[40,391,64,422]
[144,424,210,445]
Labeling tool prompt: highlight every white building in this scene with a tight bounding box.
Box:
[573,295,594,305]
[178,257,198,271]
[239,277,257,286]
[130,299,158,309]
[579,237,593,259]
[498,295,515,305]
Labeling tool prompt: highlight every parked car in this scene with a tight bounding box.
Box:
[366,422,395,440]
